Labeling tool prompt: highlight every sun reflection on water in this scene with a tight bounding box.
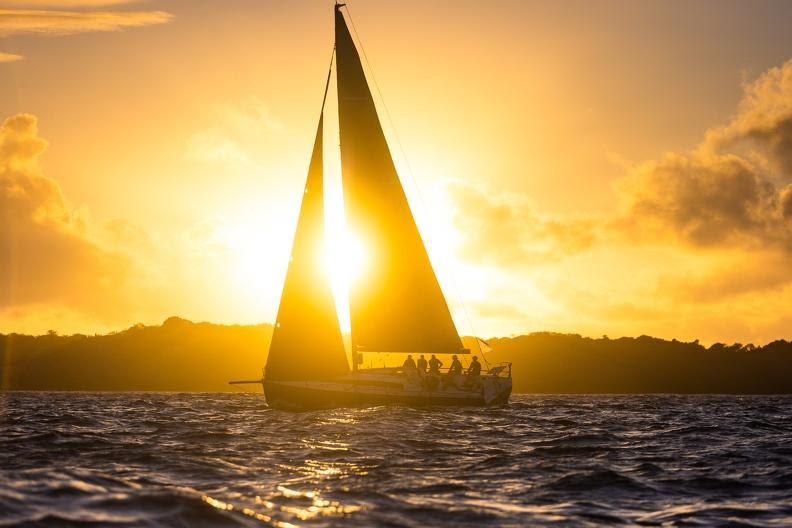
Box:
[201,411,372,525]
[204,447,369,524]
[300,439,350,452]
[202,488,358,526]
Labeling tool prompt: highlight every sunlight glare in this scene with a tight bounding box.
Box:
[323,215,367,334]
[323,227,367,289]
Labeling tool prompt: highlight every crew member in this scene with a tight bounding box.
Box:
[448,354,462,376]
[416,354,428,375]
[428,354,442,375]
[467,355,482,378]
[402,354,417,371]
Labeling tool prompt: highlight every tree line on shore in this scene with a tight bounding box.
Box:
[1,317,790,393]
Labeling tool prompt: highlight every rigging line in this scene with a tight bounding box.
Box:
[320,45,336,114]
[342,5,486,360]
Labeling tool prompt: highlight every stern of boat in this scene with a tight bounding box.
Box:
[482,362,512,406]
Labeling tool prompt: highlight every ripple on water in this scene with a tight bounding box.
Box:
[1,393,792,526]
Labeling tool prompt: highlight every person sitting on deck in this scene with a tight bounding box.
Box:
[467,356,482,378]
[416,354,428,375]
[428,355,442,375]
[463,355,483,388]
[402,354,417,371]
[448,355,463,376]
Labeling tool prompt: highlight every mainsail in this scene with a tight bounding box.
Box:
[265,114,350,381]
[335,7,465,354]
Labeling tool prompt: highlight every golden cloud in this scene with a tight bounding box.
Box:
[3,1,141,7]
[706,60,792,175]
[616,60,792,253]
[0,52,23,62]
[450,182,598,267]
[455,59,792,269]
[0,114,133,317]
[185,97,286,165]
[0,112,288,334]
[450,59,792,331]
[0,8,172,37]
[657,253,792,304]
[615,153,789,250]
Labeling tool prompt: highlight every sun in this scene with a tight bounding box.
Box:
[323,211,367,333]
[324,227,367,289]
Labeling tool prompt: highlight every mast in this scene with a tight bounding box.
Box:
[336,3,360,373]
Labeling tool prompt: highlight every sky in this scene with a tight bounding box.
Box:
[1,0,791,345]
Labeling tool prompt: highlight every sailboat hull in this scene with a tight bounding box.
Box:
[263,368,512,411]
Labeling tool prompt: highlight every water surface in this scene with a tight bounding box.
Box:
[1,393,791,526]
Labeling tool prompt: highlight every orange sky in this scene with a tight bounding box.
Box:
[1,0,791,344]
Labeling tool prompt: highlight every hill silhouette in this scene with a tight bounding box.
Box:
[1,318,790,393]
[1,317,272,392]
[485,333,792,394]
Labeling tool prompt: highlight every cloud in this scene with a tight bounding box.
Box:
[185,97,285,165]
[615,153,790,250]
[0,112,291,334]
[452,60,792,269]
[0,8,172,37]
[657,253,792,304]
[0,52,23,62]
[444,59,792,343]
[186,129,252,165]
[450,182,598,267]
[4,1,141,7]
[706,61,792,176]
[615,59,792,254]
[0,114,132,318]
[0,5,171,62]
[597,302,666,322]
[469,299,527,320]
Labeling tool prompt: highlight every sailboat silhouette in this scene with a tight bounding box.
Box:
[233,5,512,410]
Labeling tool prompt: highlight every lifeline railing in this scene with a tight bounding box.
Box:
[391,363,512,378]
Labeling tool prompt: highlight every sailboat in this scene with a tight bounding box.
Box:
[232,5,512,410]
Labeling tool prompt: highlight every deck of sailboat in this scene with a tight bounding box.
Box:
[263,366,513,411]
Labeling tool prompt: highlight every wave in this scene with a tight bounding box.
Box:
[2,393,791,526]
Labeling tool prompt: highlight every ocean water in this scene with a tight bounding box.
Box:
[1,394,791,527]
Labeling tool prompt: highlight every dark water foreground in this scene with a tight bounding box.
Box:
[1,394,791,527]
